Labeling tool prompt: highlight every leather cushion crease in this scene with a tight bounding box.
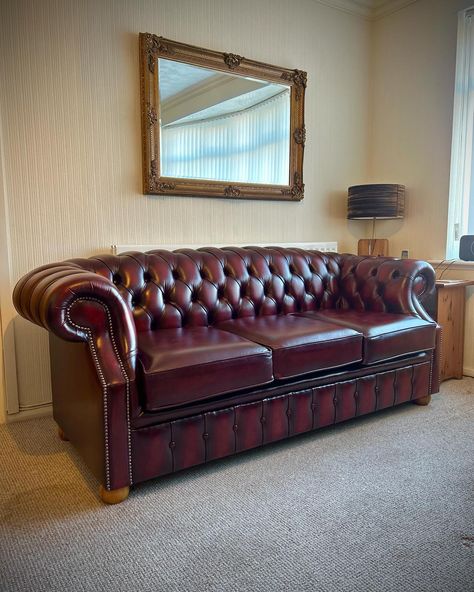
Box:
[295,310,436,364]
[217,315,363,379]
[12,246,441,496]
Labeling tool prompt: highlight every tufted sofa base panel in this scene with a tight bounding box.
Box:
[131,350,432,427]
[131,360,431,485]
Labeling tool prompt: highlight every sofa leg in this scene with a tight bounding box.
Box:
[99,485,130,504]
[58,427,69,441]
[413,395,431,406]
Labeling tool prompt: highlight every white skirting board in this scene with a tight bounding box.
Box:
[8,404,53,422]
[111,241,338,254]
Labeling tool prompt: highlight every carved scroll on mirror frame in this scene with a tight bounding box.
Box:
[139,33,306,201]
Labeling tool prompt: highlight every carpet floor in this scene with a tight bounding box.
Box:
[1,379,473,592]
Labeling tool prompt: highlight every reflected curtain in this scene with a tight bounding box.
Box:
[160,90,290,185]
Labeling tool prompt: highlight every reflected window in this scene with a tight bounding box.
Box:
[159,59,290,185]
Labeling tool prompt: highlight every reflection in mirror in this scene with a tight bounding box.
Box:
[158,59,291,185]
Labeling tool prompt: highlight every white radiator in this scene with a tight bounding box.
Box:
[111,241,338,254]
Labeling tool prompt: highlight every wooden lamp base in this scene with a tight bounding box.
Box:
[357,238,389,257]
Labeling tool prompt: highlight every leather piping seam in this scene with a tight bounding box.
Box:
[66,311,111,490]
[66,297,133,489]
[363,325,437,340]
[363,346,435,365]
[306,316,435,337]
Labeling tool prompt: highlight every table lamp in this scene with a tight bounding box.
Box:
[347,184,405,256]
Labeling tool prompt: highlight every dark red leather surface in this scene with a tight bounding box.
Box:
[12,262,137,380]
[217,315,362,378]
[49,336,135,491]
[131,350,433,427]
[12,249,437,388]
[14,249,434,332]
[12,247,440,491]
[137,327,273,410]
[131,360,432,485]
[296,310,436,364]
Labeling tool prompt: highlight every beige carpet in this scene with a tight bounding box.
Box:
[1,379,473,592]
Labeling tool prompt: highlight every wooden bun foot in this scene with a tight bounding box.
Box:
[58,427,69,441]
[99,485,130,504]
[413,395,431,406]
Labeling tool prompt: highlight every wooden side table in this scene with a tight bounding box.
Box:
[430,279,474,381]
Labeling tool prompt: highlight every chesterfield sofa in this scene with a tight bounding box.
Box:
[13,246,440,504]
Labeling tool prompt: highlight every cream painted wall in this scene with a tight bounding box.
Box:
[370,0,474,380]
[370,0,474,260]
[0,0,371,417]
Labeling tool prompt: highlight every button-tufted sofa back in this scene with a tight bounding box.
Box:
[67,247,344,331]
[66,246,428,332]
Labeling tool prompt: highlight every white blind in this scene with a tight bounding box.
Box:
[160,90,290,185]
[446,8,474,258]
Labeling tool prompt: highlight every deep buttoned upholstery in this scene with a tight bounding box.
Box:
[15,247,436,340]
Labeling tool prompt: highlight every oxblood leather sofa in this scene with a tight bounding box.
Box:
[13,247,440,504]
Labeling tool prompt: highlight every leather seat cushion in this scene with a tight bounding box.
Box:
[137,327,273,411]
[295,310,436,365]
[217,315,362,379]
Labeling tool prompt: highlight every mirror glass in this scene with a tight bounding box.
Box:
[158,58,291,185]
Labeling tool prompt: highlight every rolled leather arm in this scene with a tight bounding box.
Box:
[337,255,436,321]
[13,262,137,381]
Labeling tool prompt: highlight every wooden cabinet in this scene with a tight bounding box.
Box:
[428,280,474,381]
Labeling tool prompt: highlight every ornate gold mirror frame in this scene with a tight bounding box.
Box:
[139,33,306,201]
